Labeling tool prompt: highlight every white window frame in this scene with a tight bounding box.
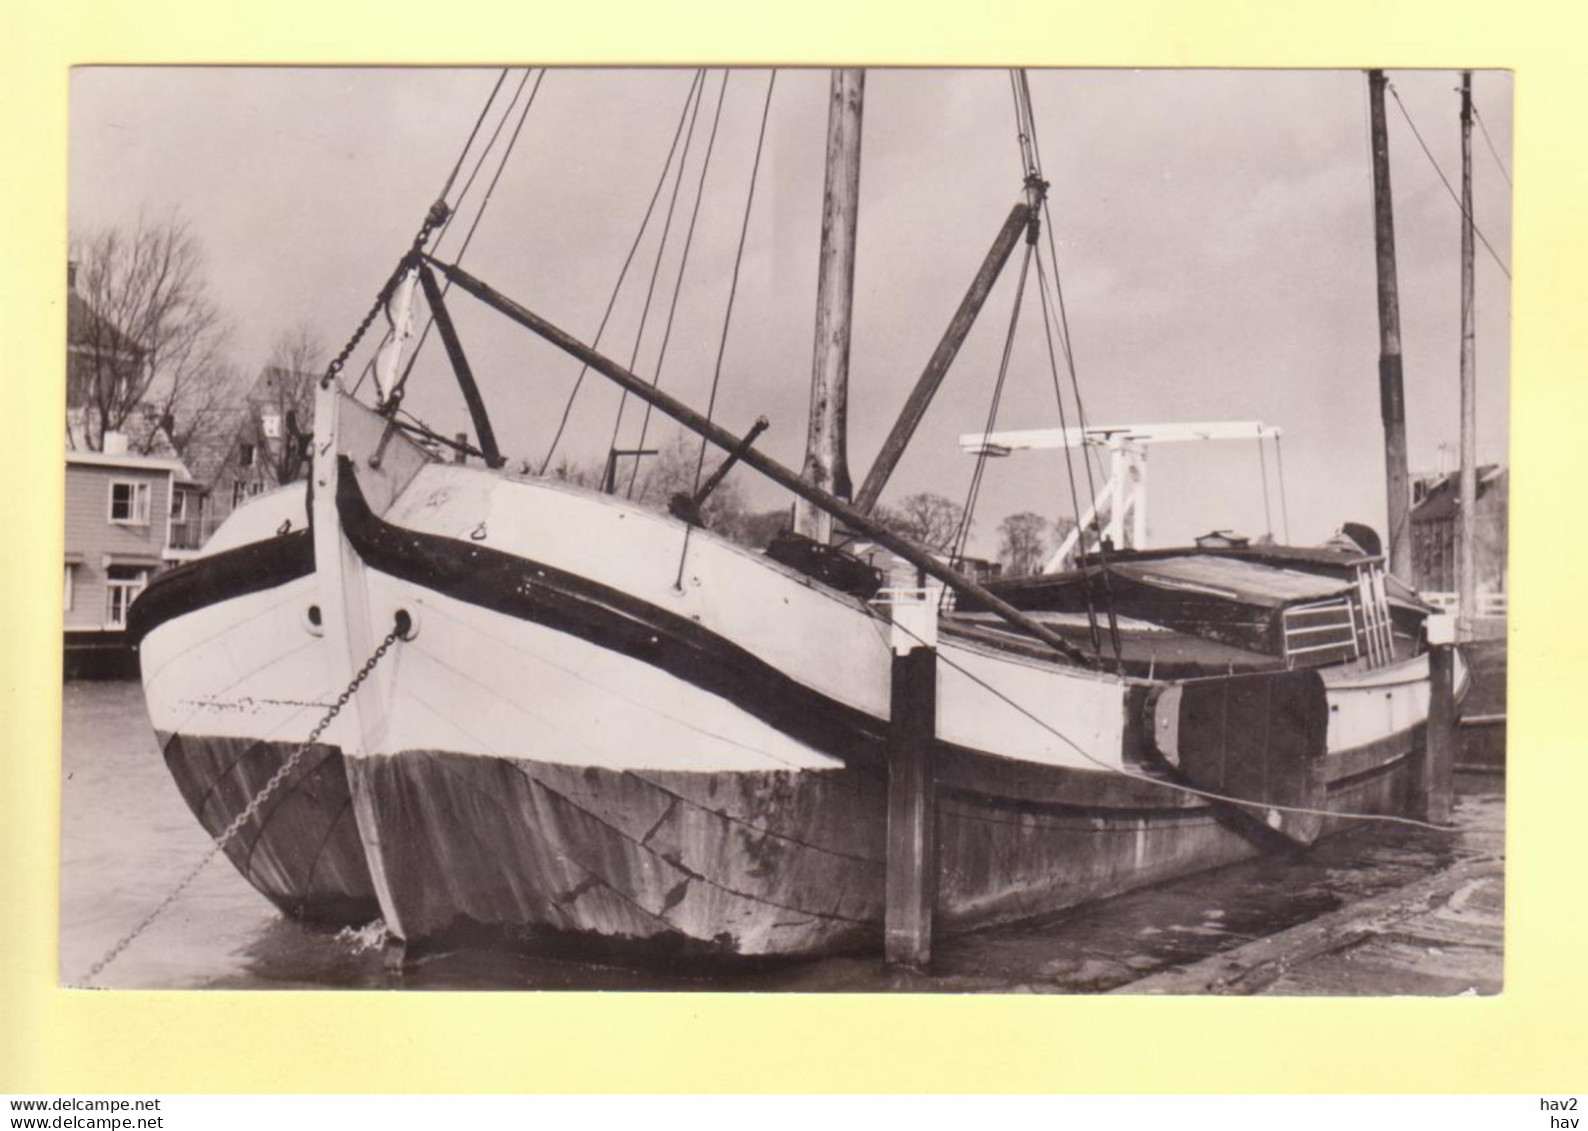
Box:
[107,478,151,526]
[105,568,149,630]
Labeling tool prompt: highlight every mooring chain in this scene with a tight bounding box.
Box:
[320,201,452,391]
[84,623,407,986]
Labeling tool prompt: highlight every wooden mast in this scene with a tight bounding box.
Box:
[794,68,864,542]
[1367,70,1413,579]
[1457,71,1478,637]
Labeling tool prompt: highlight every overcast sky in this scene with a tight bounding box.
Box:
[69,67,1512,555]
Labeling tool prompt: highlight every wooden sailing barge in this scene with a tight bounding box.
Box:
[129,68,1461,960]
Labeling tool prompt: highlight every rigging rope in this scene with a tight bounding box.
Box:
[604,71,714,494]
[382,69,548,413]
[1275,432,1292,544]
[625,76,738,499]
[437,69,510,205]
[1257,434,1274,538]
[353,69,531,399]
[1014,68,1122,660]
[1034,252,1101,651]
[950,240,1033,574]
[1387,82,1512,279]
[539,70,706,475]
[674,70,778,588]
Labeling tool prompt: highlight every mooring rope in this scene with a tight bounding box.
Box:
[83,622,407,986]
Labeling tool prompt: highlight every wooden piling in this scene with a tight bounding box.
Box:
[1425,639,1458,825]
[884,645,938,970]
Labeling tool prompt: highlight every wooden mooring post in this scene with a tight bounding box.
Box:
[1424,615,1458,825]
[884,589,940,970]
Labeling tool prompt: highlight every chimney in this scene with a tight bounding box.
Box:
[103,430,129,456]
[67,260,78,293]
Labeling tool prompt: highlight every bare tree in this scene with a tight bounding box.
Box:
[875,492,965,553]
[998,511,1052,577]
[68,212,232,452]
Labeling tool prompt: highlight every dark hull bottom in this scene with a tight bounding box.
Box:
[160,732,381,925]
[349,743,1418,958]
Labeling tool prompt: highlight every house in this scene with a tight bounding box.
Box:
[1410,464,1508,616]
[64,433,200,678]
[192,364,314,527]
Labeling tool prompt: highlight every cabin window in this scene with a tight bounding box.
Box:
[108,479,151,525]
[104,565,149,629]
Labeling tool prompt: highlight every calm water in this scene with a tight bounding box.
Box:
[60,679,1503,992]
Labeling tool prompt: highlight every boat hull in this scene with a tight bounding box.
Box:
[321,453,1421,957]
[130,490,381,926]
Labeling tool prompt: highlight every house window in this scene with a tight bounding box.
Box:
[105,565,149,629]
[170,490,188,521]
[232,481,247,508]
[261,410,281,440]
[239,442,255,468]
[108,479,151,525]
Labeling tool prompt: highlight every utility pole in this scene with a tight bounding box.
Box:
[1458,71,1478,638]
[794,68,864,543]
[1367,70,1413,580]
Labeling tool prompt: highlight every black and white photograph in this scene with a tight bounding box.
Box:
[60,65,1510,993]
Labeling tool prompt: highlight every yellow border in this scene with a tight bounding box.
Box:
[3,0,1583,1094]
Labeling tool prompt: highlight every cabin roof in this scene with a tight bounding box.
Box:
[1108,554,1354,608]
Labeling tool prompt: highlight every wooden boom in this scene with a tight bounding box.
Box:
[427,254,1098,668]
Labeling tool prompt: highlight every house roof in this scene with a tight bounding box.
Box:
[66,290,145,357]
[66,449,193,481]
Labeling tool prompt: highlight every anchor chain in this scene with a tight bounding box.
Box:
[84,622,407,985]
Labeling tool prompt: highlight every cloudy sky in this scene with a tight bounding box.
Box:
[69,67,1511,555]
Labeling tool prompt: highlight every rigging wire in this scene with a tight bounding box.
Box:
[674,70,778,589]
[437,68,510,205]
[886,612,1457,834]
[624,76,736,499]
[383,69,548,414]
[1471,101,1513,187]
[539,70,706,475]
[1014,67,1121,660]
[350,68,519,399]
[1257,434,1274,538]
[1034,251,1102,651]
[604,71,713,487]
[949,241,1034,574]
[1386,81,1512,279]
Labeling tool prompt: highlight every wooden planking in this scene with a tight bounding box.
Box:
[160,731,378,924]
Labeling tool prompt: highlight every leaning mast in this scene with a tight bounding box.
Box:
[794,68,865,542]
